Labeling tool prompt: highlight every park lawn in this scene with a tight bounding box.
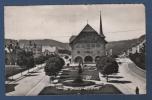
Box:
[39,84,122,95]
[39,66,123,95]
[58,66,100,83]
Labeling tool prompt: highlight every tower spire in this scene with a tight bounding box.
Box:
[99,11,105,38]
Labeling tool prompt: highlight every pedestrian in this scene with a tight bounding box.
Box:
[135,86,139,94]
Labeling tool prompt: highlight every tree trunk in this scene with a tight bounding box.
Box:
[106,75,109,82]
[21,71,23,76]
[28,68,29,73]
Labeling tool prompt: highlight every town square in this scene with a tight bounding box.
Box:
[5,4,146,95]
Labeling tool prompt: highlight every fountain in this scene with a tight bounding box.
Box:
[63,63,95,87]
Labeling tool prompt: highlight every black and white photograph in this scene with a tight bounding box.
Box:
[4,4,146,96]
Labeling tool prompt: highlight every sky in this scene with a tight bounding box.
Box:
[4,4,145,43]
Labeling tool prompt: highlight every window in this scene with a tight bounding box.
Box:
[81,44,85,48]
[84,51,93,54]
[97,51,100,54]
[77,51,80,54]
[75,44,80,48]
[92,43,95,48]
[96,43,100,47]
[87,43,90,48]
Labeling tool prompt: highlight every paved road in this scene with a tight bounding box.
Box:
[6,68,49,96]
[6,64,46,83]
[99,57,146,94]
[118,58,146,94]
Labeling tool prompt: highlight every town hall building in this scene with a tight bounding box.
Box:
[69,12,107,63]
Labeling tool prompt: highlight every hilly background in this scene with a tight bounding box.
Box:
[19,39,69,50]
[106,34,145,55]
[5,34,145,55]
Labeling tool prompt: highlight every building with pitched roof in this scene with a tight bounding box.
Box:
[42,46,58,56]
[69,12,107,63]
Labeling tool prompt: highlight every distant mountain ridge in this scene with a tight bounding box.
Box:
[18,39,70,50]
[5,34,145,55]
[106,34,145,55]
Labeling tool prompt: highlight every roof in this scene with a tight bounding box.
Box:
[100,31,105,38]
[69,35,77,43]
[81,24,97,33]
[99,11,105,38]
[42,46,57,52]
[69,24,107,44]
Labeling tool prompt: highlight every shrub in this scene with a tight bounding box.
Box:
[64,56,69,59]
[111,55,118,58]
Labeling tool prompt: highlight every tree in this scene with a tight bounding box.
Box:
[34,55,46,65]
[96,56,119,82]
[17,50,35,72]
[7,41,15,65]
[44,55,65,76]
[96,56,107,71]
[16,50,27,67]
[25,51,35,72]
[26,56,35,72]
[102,63,117,82]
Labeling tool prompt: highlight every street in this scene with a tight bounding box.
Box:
[6,58,146,96]
[117,58,146,94]
[99,57,146,94]
[6,66,49,96]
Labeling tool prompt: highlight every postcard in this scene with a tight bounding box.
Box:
[4,4,146,96]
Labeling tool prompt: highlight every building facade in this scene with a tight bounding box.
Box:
[23,41,42,58]
[69,12,107,63]
[42,46,58,56]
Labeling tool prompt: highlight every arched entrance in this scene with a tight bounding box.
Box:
[84,56,93,63]
[74,56,83,63]
[95,56,100,62]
